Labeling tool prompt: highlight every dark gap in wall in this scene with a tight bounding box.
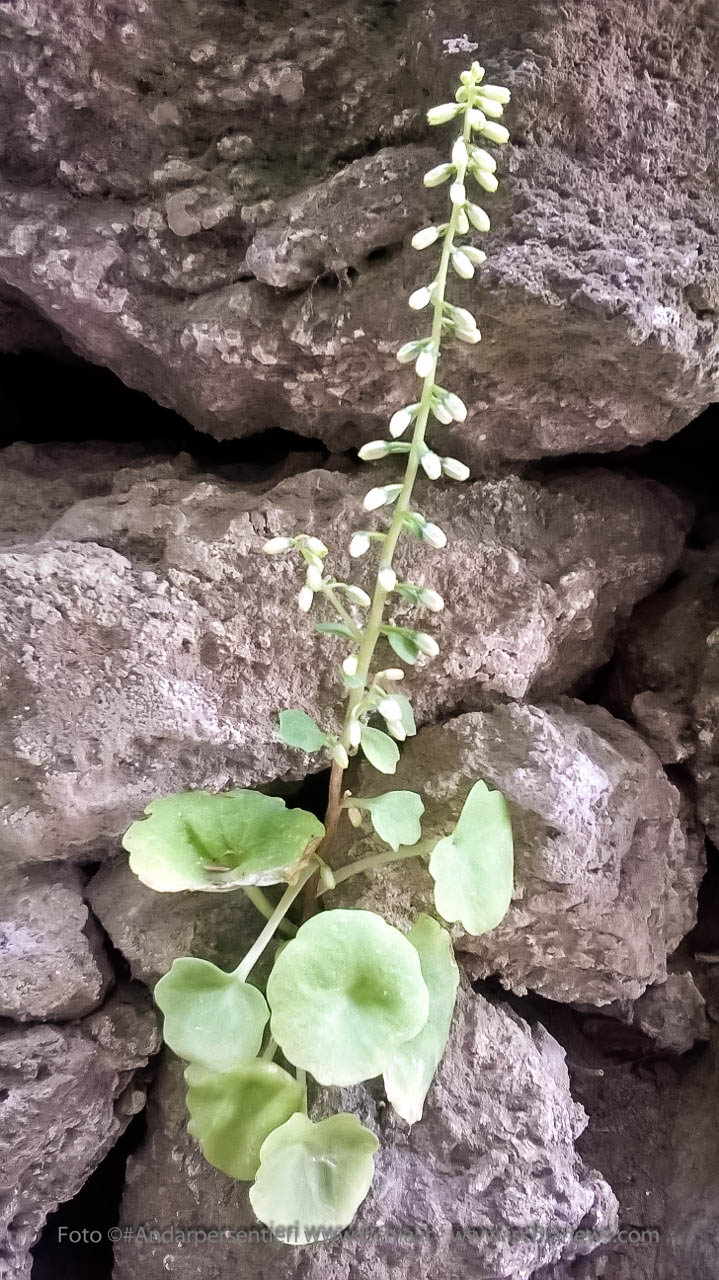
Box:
[31,1109,147,1280]
[0,351,328,471]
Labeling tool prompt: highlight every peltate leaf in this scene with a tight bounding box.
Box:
[249,1112,379,1244]
[277,709,329,752]
[266,909,429,1085]
[123,789,324,891]
[361,790,424,852]
[155,957,269,1071]
[383,915,459,1123]
[360,726,400,775]
[429,780,514,935]
[185,1060,304,1180]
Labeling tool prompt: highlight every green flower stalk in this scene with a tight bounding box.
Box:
[122,60,515,1245]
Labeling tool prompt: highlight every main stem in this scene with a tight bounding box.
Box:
[320,108,472,849]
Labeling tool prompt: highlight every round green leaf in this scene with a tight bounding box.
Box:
[185,1060,304,1180]
[429,780,514,935]
[387,630,419,665]
[123,789,324,892]
[249,1112,379,1244]
[383,915,459,1123]
[155,957,269,1070]
[266,910,429,1085]
[277,709,329,752]
[362,790,424,852]
[359,726,400,775]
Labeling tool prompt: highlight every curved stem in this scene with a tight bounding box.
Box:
[234,866,315,981]
[243,887,297,937]
[324,845,425,890]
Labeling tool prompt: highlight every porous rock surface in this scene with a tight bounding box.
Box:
[0,444,688,863]
[328,699,704,1006]
[0,863,111,1021]
[607,542,719,843]
[0,2,717,459]
[113,987,617,1280]
[0,987,159,1280]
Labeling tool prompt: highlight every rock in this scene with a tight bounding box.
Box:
[87,857,276,989]
[585,972,710,1056]
[606,543,719,842]
[0,446,688,862]
[114,987,617,1280]
[327,699,703,1006]
[0,986,159,1280]
[0,864,111,1021]
[0,3,717,458]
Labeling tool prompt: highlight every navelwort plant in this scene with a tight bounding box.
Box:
[123,61,514,1245]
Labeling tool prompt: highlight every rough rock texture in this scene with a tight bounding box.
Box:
[0,444,688,863]
[0,863,111,1021]
[328,699,703,1006]
[87,857,276,990]
[587,971,710,1056]
[0,986,159,1280]
[114,988,617,1280]
[0,2,717,459]
[607,542,719,843]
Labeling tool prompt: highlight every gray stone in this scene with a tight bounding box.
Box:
[0,2,717,459]
[114,987,617,1280]
[0,863,111,1021]
[0,446,688,863]
[0,986,159,1280]
[578,971,710,1056]
[327,699,703,1006]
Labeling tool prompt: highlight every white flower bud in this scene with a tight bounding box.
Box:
[304,536,327,555]
[387,720,407,741]
[442,456,471,481]
[470,61,485,80]
[449,181,466,206]
[419,588,445,612]
[396,340,421,363]
[408,286,432,311]
[480,84,510,103]
[411,225,439,250]
[432,401,454,425]
[345,585,371,607]
[297,585,313,613]
[467,108,487,130]
[455,325,482,344]
[305,564,323,591]
[350,532,371,558]
[415,349,435,379]
[457,209,469,234]
[363,487,387,511]
[451,137,468,167]
[422,522,447,549]
[426,102,460,125]
[378,697,403,722]
[478,96,504,120]
[347,805,363,827]
[474,169,498,194]
[332,742,349,769]
[377,668,404,682]
[443,391,468,422]
[462,246,487,266]
[466,203,491,232]
[415,632,440,657]
[389,407,413,437]
[451,249,475,280]
[378,567,397,592]
[452,306,478,329]
[358,440,390,461]
[342,654,358,676]
[423,163,453,187]
[348,719,362,748]
[472,147,497,173]
[262,536,293,555]
[421,450,442,480]
[482,121,510,145]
